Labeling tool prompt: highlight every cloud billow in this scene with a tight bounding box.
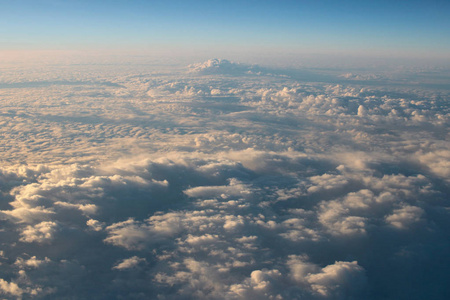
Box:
[188,59,263,76]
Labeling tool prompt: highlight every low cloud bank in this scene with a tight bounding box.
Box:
[0,59,448,299]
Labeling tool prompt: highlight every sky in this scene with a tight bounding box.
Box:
[1,0,450,59]
[0,1,449,300]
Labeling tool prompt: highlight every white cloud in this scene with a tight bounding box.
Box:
[305,261,366,298]
[104,218,154,250]
[0,278,23,297]
[229,269,283,300]
[15,256,50,269]
[307,173,349,194]
[416,148,450,180]
[288,256,367,298]
[113,256,146,270]
[188,58,260,75]
[19,221,58,243]
[86,219,104,231]
[385,206,425,229]
[184,178,252,199]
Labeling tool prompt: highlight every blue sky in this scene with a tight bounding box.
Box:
[1,0,449,59]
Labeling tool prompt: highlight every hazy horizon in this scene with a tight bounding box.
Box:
[2,0,450,61]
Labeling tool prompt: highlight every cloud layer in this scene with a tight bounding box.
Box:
[0,59,449,299]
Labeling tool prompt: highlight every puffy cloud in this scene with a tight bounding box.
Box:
[306,261,367,298]
[229,269,284,300]
[416,147,450,180]
[86,219,104,231]
[19,221,58,243]
[104,212,184,250]
[385,206,425,229]
[0,279,23,297]
[113,256,146,270]
[307,173,349,194]
[104,218,157,250]
[15,256,50,269]
[288,256,367,299]
[54,201,98,215]
[184,178,253,199]
[188,59,261,76]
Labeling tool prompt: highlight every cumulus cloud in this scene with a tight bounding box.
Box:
[288,256,367,299]
[113,256,146,270]
[0,279,23,297]
[104,213,185,250]
[15,256,51,269]
[385,205,425,229]
[184,178,252,198]
[0,57,448,299]
[19,221,59,243]
[188,58,261,75]
[305,261,366,298]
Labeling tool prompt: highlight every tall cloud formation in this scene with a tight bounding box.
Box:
[0,58,449,299]
[187,58,261,75]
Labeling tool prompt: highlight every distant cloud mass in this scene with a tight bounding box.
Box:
[188,58,261,75]
[0,57,449,300]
